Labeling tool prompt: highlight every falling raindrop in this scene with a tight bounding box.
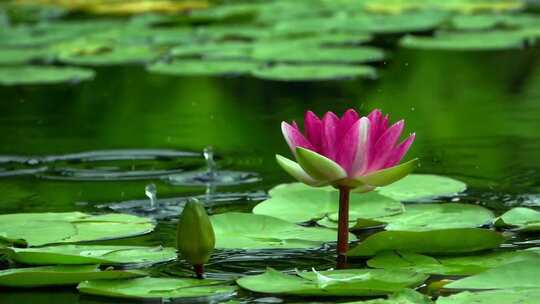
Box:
[203,146,217,180]
[145,183,157,209]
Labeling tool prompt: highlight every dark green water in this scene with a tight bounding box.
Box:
[1,47,540,303]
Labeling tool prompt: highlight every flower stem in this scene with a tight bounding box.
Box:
[194,264,204,279]
[337,186,350,269]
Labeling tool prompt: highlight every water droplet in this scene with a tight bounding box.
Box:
[203,146,217,179]
[145,183,157,209]
[411,107,415,111]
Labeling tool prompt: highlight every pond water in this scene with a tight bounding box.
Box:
[1,37,540,303]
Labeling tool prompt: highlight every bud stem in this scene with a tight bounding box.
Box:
[337,186,350,269]
[194,264,204,279]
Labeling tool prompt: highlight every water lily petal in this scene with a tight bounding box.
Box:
[367,120,405,172]
[281,122,314,157]
[275,154,326,186]
[295,147,347,182]
[321,112,340,160]
[384,133,416,168]
[354,158,418,187]
[304,111,323,152]
[338,109,359,139]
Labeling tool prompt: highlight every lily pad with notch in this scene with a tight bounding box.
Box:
[0,264,145,288]
[6,245,177,266]
[236,267,428,296]
[77,276,236,300]
[210,212,354,250]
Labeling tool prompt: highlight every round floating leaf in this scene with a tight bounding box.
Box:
[345,289,433,304]
[7,245,177,266]
[0,265,145,288]
[236,267,428,296]
[320,203,493,231]
[437,288,540,304]
[253,184,403,223]
[252,64,376,81]
[148,59,257,76]
[210,212,355,249]
[0,48,53,64]
[78,277,236,300]
[252,43,384,63]
[0,65,95,85]
[450,14,540,31]
[445,258,540,290]
[367,250,540,275]
[375,174,467,201]
[170,41,252,59]
[400,31,532,51]
[494,207,540,231]
[57,45,160,66]
[0,212,155,247]
[348,228,504,257]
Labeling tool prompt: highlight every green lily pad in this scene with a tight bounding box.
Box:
[0,212,155,247]
[253,184,403,223]
[450,14,540,31]
[399,30,534,51]
[78,277,236,300]
[494,207,540,231]
[0,48,53,64]
[437,288,540,304]
[346,289,433,304]
[147,59,257,76]
[445,258,540,290]
[348,228,504,257]
[6,245,177,266]
[210,212,354,249]
[367,250,540,275]
[0,65,95,85]
[57,45,160,66]
[0,265,145,288]
[171,41,252,59]
[236,267,428,296]
[375,174,467,201]
[252,44,384,63]
[252,64,376,81]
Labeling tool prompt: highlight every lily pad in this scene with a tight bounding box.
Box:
[437,288,540,304]
[494,207,540,231]
[0,212,155,247]
[236,267,428,296]
[367,250,540,275]
[6,245,177,266]
[210,212,354,249]
[0,65,95,85]
[375,174,467,201]
[147,59,257,76]
[252,44,384,63]
[348,228,504,257]
[57,45,160,66]
[78,277,236,300]
[399,30,534,51]
[253,184,403,223]
[0,265,145,288]
[252,64,377,81]
[0,48,53,64]
[347,289,433,303]
[445,258,540,290]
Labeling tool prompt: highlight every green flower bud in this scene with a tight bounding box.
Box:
[177,199,215,267]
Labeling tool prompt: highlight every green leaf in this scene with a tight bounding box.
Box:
[346,289,433,303]
[252,43,384,63]
[348,228,504,257]
[494,207,540,231]
[367,250,540,275]
[0,265,145,288]
[376,174,467,201]
[57,45,160,66]
[210,212,354,249]
[236,268,428,296]
[400,30,534,51]
[445,258,540,290]
[78,277,236,300]
[437,288,540,304]
[147,59,257,76]
[0,65,95,85]
[253,184,403,223]
[252,64,376,81]
[6,245,176,266]
[0,212,155,247]
[0,48,53,64]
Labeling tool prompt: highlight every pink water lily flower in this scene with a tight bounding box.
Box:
[276,109,417,191]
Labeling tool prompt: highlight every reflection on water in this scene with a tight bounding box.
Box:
[0,47,540,303]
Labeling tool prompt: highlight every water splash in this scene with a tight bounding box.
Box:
[145,183,157,209]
